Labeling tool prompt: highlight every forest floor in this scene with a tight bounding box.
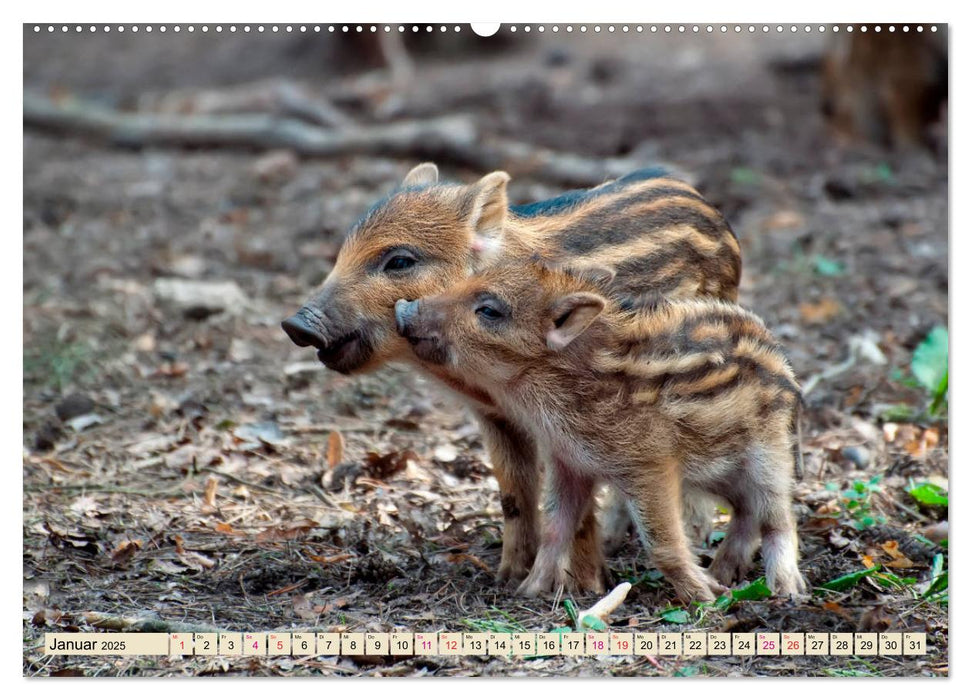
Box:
[23,27,948,677]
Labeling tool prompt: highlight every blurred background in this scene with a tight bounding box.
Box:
[23,25,949,677]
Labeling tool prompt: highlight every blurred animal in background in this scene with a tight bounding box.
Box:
[821,27,947,149]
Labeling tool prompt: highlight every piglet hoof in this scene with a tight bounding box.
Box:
[766,566,808,597]
[496,562,529,588]
[708,553,753,588]
[516,565,565,598]
[672,571,727,604]
[569,557,610,595]
[569,565,609,595]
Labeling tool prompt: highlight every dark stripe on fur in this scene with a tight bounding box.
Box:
[555,202,733,255]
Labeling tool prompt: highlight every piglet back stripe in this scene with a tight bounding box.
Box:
[510,167,672,219]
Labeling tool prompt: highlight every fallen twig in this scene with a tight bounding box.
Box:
[25,91,675,186]
[577,581,632,627]
[142,80,352,128]
[81,612,223,634]
[24,482,186,497]
[25,91,477,159]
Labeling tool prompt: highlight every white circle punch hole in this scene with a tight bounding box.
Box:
[470,23,500,37]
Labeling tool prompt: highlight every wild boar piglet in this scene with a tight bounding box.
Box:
[395,263,807,602]
[282,163,742,590]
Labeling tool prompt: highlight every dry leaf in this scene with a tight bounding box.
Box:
[433,444,458,462]
[762,209,805,231]
[363,450,417,480]
[799,297,842,324]
[445,552,491,573]
[152,361,189,378]
[215,522,244,536]
[293,593,317,621]
[69,495,100,516]
[823,601,847,615]
[133,333,156,353]
[255,519,318,542]
[859,604,893,632]
[204,475,218,508]
[110,539,142,566]
[880,540,916,568]
[178,550,216,570]
[308,552,354,565]
[326,431,345,469]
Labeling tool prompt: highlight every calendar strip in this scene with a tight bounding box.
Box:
[43,631,926,657]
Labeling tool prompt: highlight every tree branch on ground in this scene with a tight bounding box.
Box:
[25,91,685,186]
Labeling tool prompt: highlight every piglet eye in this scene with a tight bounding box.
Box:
[476,304,504,320]
[383,255,416,272]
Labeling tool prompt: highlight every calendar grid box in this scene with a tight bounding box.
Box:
[609,632,634,655]
[904,633,927,656]
[512,633,537,656]
[560,633,585,657]
[805,632,828,655]
[535,633,560,656]
[415,632,439,656]
[39,629,930,660]
[463,633,489,656]
[341,633,365,656]
[782,633,804,656]
[169,633,191,657]
[194,633,218,656]
[243,633,266,656]
[218,633,243,656]
[291,633,314,656]
[732,633,755,656]
[488,633,512,656]
[683,632,706,656]
[854,633,878,655]
[316,633,341,656]
[659,632,682,656]
[267,633,291,656]
[634,633,658,656]
[707,633,731,656]
[44,633,170,656]
[390,632,414,656]
[585,633,609,655]
[879,633,903,656]
[830,633,853,656]
[757,632,780,655]
[439,632,463,656]
[365,633,390,656]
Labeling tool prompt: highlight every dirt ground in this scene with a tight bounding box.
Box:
[22,26,948,677]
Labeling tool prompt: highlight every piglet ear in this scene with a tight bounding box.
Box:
[466,171,510,251]
[546,292,606,351]
[561,263,617,287]
[402,162,439,187]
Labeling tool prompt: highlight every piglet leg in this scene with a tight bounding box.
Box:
[626,458,727,603]
[475,412,541,586]
[518,460,596,597]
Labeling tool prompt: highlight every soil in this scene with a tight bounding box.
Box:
[22,26,948,677]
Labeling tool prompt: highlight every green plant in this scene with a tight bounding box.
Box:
[884,325,948,421]
[825,475,887,530]
[816,565,882,593]
[23,338,95,391]
[907,480,948,508]
[913,326,948,416]
[461,607,526,634]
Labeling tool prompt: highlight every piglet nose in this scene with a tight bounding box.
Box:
[282,309,326,349]
[394,299,419,335]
